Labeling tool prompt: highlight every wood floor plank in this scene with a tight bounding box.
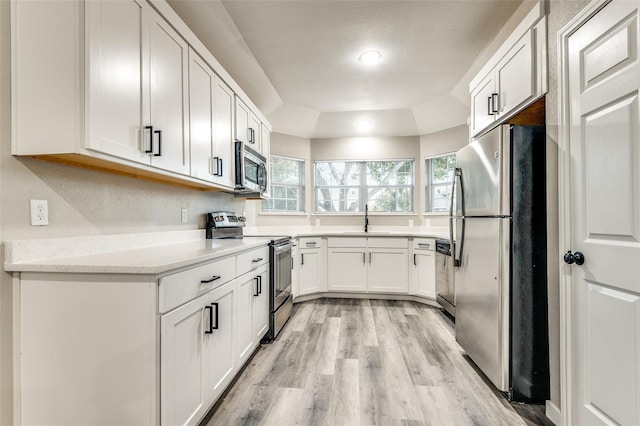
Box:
[359,345,394,426]
[294,374,333,426]
[327,358,360,424]
[278,323,323,388]
[357,299,379,347]
[312,317,341,375]
[337,310,359,359]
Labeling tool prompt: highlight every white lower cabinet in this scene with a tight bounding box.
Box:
[410,238,436,299]
[326,237,408,293]
[297,238,326,296]
[237,264,269,365]
[160,279,236,426]
[14,244,270,426]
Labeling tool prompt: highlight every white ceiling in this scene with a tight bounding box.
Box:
[167,0,526,138]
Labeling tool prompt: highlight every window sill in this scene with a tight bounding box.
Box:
[259,211,308,216]
[313,212,418,216]
[423,212,449,217]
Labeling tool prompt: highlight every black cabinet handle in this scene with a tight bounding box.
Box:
[154,130,162,156]
[213,156,219,176]
[291,256,294,270]
[491,93,499,114]
[204,305,214,334]
[144,126,154,153]
[258,275,262,294]
[363,252,365,264]
[487,97,493,116]
[301,253,304,265]
[254,277,260,296]
[369,252,372,264]
[252,258,263,263]
[211,302,219,330]
[414,253,417,266]
[218,158,223,176]
[201,275,221,284]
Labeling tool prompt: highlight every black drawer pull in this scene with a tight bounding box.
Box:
[254,277,260,297]
[201,275,221,284]
[252,258,263,263]
[211,302,219,330]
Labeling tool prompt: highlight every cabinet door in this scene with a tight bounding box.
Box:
[188,51,215,182]
[413,251,436,299]
[86,0,151,164]
[213,76,236,189]
[327,248,367,292]
[367,249,409,293]
[470,73,497,136]
[204,280,236,404]
[148,14,190,175]
[235,97,250,144]
[299,249,322,295]
[496,30,534,119]
[236,273,256,365]
[252,266,270,341]
[161,293,208,426]
[248,113,262,152]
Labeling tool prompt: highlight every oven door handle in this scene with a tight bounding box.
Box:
[273,242,293,254]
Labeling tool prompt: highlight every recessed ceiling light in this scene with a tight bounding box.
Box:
[359,50,381,64]
[356,119,372,131]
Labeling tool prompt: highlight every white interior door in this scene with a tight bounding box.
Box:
[566,1,640,424]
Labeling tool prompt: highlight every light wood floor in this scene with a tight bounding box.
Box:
[205,298,551,426]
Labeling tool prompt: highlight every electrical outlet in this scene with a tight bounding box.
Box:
[30,199,49,226]
[408,219,414,227]
[181,208,188,223]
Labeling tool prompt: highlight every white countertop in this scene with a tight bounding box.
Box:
[3,226,449,274]
[3,230,271,275]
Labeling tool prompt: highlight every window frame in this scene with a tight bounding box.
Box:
[314,159,415,214]
[261,155,306,214]
[424,152,456,215]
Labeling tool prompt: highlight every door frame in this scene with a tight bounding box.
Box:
[557,1,611,425]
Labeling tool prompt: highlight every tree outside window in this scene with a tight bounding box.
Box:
[425,154,456,213]
[315,160,414,213]
[262,156,305,212]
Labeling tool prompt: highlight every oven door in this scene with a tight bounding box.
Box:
[272,241,292,309]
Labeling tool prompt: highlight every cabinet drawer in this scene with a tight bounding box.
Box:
[413,238,435,251]
[327,237,367,248]
[299,237,322,248]
[367,237,408,248]
[159,256,236,313]
[237,245,269,277]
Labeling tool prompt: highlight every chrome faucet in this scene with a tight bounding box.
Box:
[364,204,369,232]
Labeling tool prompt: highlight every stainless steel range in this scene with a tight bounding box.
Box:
[205,211,293,341]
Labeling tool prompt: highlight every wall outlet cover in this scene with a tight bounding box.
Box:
[30,199,49,226]
[181,208,188,223]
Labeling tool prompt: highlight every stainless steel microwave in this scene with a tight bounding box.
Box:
[235,140,267,195]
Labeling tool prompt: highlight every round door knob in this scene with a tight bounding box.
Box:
[563,250,585,265]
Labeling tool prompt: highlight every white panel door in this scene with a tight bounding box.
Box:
[470,74,496,136]
[367,249,409,293]
[204,280,236,405]
[188,50,215,182]
[496,30,534,118]
[566,2,640,424]
[235,97,250,144]
[148,13,190,174]
[236,274,256,364]
[86,0,151,164]
[299,249,322,295]
[161,293,207,426]
[413,251,436,299]
[327,248,367,291]
[213,76,236,189]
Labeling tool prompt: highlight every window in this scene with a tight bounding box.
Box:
[315,160,414,213]
[262,156,305,212]
[425,153,456,213]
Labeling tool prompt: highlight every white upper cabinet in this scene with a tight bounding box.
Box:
[469,3,547,138]
[87,0,189,175]
[235,96,261,152]
[12,0,270,191]
[189,50,235,189]
[86,0,150,164]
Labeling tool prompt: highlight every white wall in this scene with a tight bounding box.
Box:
[0,2,259,421]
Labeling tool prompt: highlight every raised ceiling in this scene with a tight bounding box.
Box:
[167,0,526,138]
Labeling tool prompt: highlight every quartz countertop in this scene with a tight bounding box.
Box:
[3,230,271,275]
[4,226,450,275]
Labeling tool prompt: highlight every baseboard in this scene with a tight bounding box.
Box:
[292,292,442,308]
[545,400,561,426]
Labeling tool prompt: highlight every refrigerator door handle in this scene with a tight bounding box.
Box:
[450,168,465,267]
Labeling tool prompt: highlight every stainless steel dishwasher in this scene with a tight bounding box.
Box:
[435,239,455,317]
